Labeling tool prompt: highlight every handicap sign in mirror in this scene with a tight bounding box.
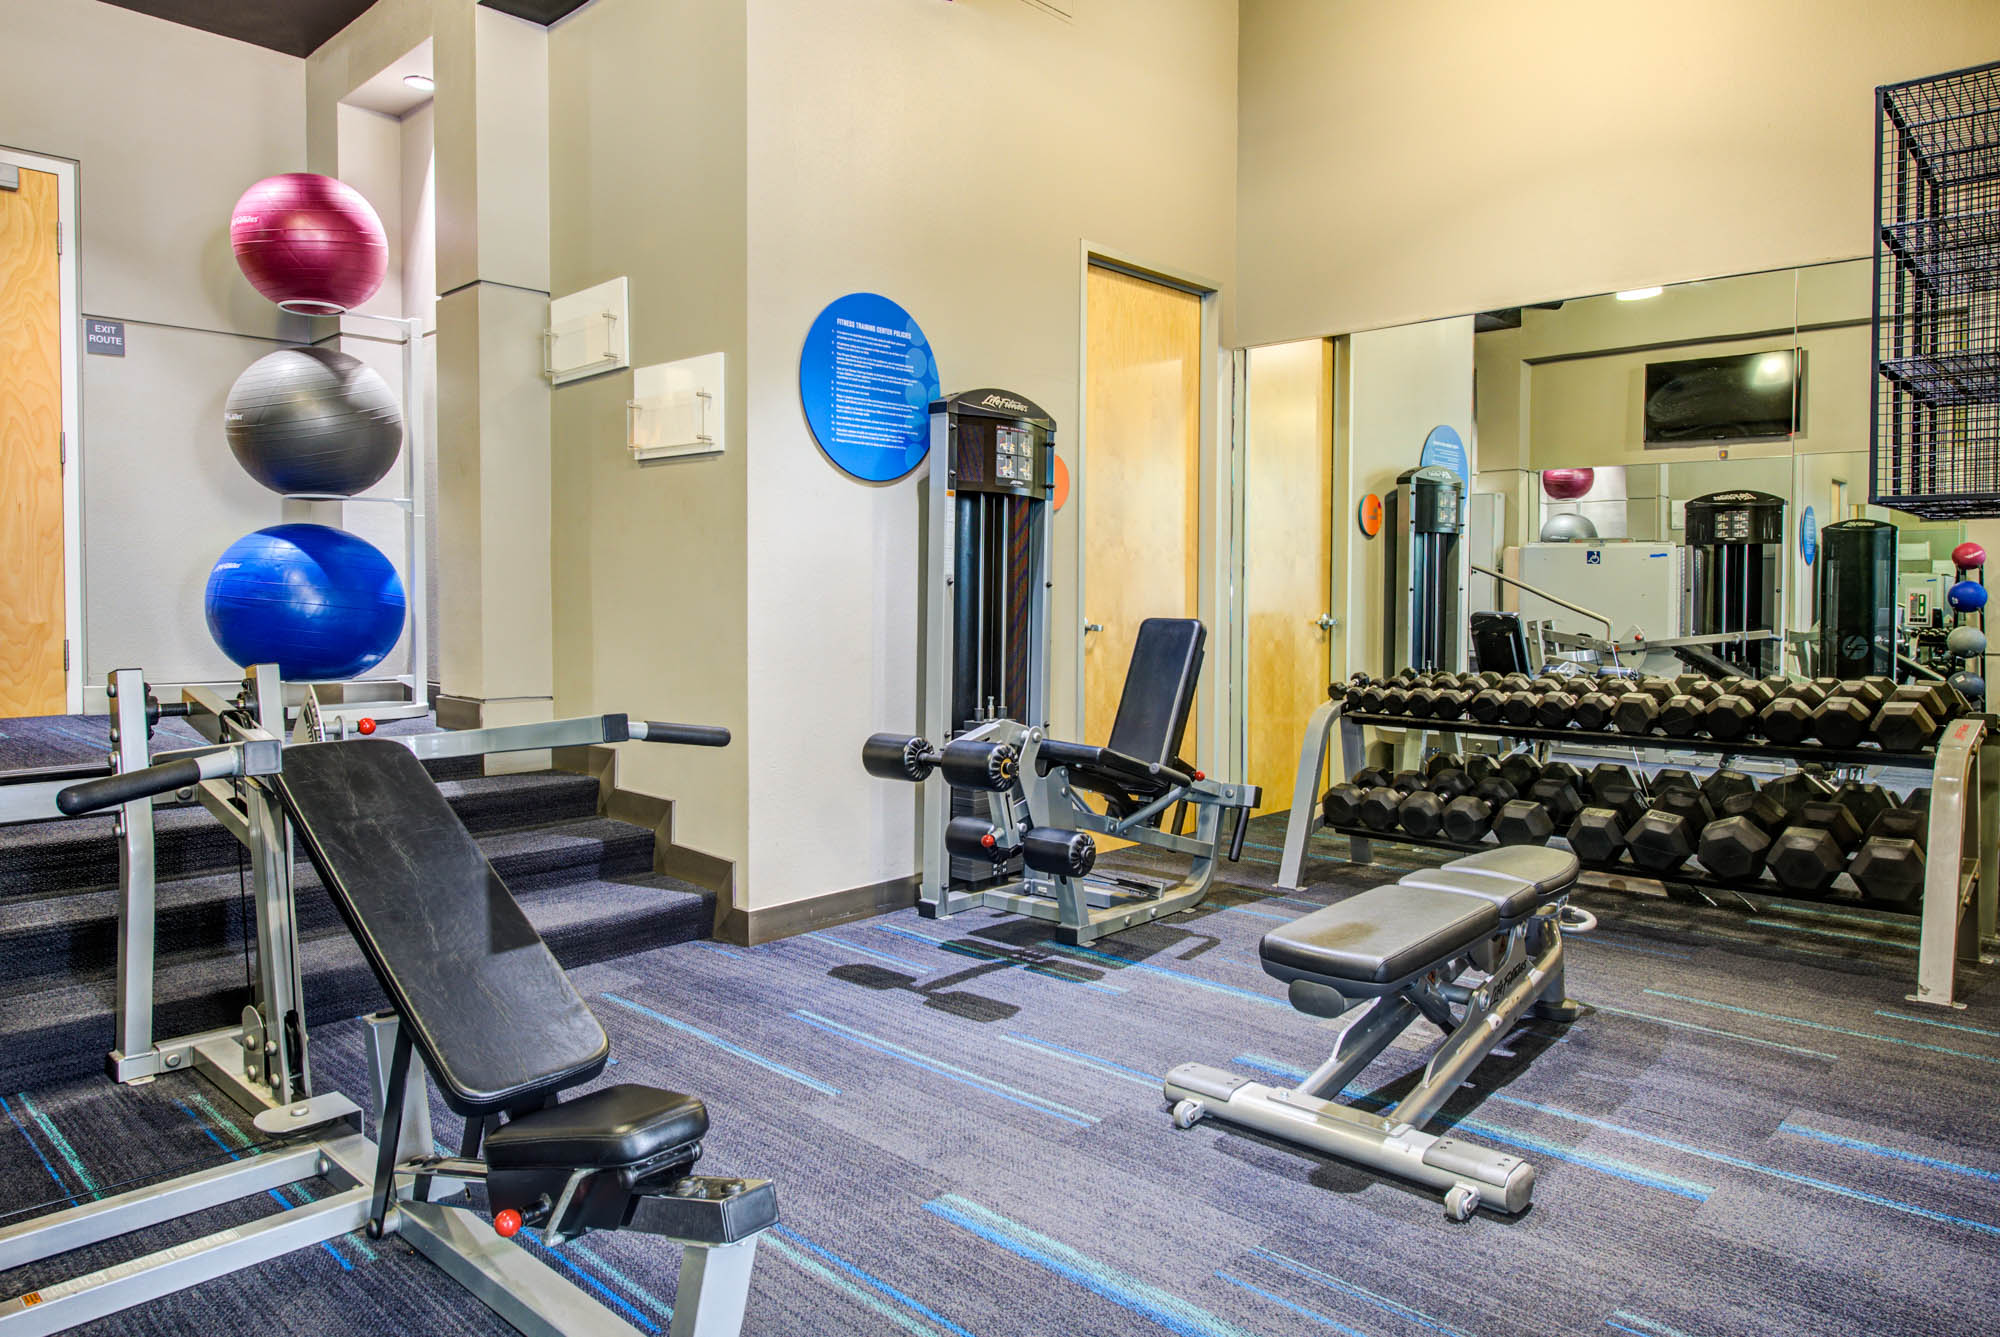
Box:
[1586,550,1602,566]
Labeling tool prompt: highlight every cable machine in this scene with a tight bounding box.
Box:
[1683,489,1786,675]
[920,389,1057,900]
[1383,465,1466,675]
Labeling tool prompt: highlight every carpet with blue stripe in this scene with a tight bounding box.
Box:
[4,811,1998,1336]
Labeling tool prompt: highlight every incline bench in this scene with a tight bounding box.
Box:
[864,618,1260,944]
[1165,845,1583,1220]
[19,716,772,1337]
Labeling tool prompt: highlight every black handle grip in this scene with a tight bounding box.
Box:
[1228,805,1250,862]
[57,758,206,816]
[634,721,731,748]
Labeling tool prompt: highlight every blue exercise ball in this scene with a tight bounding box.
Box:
[1948,579,1989,613]
[205,524,405,680]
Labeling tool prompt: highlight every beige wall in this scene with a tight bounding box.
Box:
[546,0,751,874]
[1236,0,2000,345]
[1,0,307,686]
[741,0,1239,908]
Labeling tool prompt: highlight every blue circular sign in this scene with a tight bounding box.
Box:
[1419,424,1467,485]
[799,293,941,482]
[1800,506,1818,565]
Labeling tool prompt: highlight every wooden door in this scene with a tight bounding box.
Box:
[1245,339,1333,814]
[0,168,66,717]
[1083,265,1202,750]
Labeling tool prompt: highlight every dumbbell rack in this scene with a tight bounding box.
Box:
[1275,701,1999,1008]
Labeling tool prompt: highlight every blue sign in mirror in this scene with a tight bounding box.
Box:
[799,293,941,482]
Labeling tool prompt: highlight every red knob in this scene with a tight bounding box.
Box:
[493,1209,523,1238]
[981,832,996,848]
[357,718,377,736]
[1193,770,1205,781]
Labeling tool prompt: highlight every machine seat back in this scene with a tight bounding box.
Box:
[273,740,610,1119]
[1106,618,1204,767]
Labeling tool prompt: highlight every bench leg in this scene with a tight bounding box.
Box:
[671,1237,760,1337]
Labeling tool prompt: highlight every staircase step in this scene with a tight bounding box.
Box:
[0,816,656,988]
[0,770,604,901]
[0,872,714,1093]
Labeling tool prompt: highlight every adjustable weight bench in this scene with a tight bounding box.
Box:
[1165,846,1582,1220]
[270,739,776,1333]
[864,618,1260,944]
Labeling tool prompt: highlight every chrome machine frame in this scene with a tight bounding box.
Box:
[0,670,767,1337]
[936,718,1256,945]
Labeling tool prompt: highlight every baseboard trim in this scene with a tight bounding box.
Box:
[716,876,920,947]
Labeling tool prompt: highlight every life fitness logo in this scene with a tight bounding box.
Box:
[979,393,1030,414]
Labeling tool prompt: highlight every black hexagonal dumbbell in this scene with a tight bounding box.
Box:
[1700,769,1756,812]
[1684,679,1726,708]
[1768,826,1847,895]
[1500,689,1542,727]
[1321,783,1366,828]
[1651,786,1715,829]
[1467,688,1507,724]
[1721,788,1789,834]
[1399,790,1448,838]
[1871,693,1943,751]
[1355,683,1391,714]
[1811,678,1891,749]
[1702,692,1760,742]
[1758,691,1820,744]
[1831,781,1894,838]
[1378,686,1412,716]
[1428,769,1473,801]
[1794,799,1864,854]
[1494,798,1556,846]
[1432,688,1473,721]
[1498,752,1543,793]
[1658,694,1705,738]
[1612,679,1674,734]
[1732,678,1777,713]
[1587,762,1638,800]
[1404,687,1440,719]
[1763,770,1835,822]
[1527,775,1585,826]
[1536,690,1578,729]
[1625,809,1698,873]
[1567,807,1627,867]
[1442,795,1498,842]
[1352,765,1392,792]
[1424,751,1465,779]
[1463,754,1501,785]
[1357,786,1404,832]
[1698,814,1773,880]
[1572,689,1620,732]
[1390,769,1427,795]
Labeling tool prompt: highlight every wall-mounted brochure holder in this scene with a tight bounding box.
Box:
[628,352,724,462]
[545,276,629,384]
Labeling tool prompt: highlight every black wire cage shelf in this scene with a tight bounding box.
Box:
[1874,60,2000,519]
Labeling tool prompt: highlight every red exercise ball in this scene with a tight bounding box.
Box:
[230,174,387,314]
[1541,468,1595,501]
[1954,540,1987,571]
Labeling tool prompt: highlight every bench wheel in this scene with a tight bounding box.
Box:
[1171,1099,1206,1130]
[1443,1183,1481,1222]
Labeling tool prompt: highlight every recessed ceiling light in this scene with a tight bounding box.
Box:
[403,74,436,93]
[1615,286,1664,302]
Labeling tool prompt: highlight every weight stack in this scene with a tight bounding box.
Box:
[1817,518,1898,678]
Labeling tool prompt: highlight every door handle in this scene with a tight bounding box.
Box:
[1083,622,1104,634]
[1315,614,1339,631]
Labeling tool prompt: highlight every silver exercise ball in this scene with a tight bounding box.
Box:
[224,347,403,496]
[1540,512,1599,542]
[1946,624,1988,659]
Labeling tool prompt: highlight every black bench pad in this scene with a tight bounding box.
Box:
[273,740,609,1118]
[1444,846,1579,894]
[1261,884,1499,987]
[1397,868,1545,921]
[486,1085,707,1171]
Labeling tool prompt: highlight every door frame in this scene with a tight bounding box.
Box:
[1,144,84,713]
[1075,243,1225,770]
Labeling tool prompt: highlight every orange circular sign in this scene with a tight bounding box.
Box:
[1052,454,1071,511]
[1358,493,1384,537]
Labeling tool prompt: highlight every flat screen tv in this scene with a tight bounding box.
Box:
[1643,349,1802,445]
